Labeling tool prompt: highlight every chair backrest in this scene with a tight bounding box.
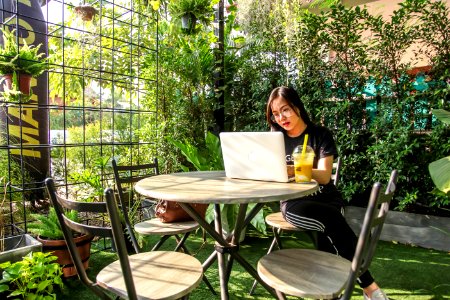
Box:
[45,178,138,300]
[332,157,341,186]
[111,158,159,253]
[341,169,398,300]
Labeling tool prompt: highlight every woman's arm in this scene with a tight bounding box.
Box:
[312,155,334,185]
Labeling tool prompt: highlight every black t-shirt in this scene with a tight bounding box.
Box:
[281,124,343,208]
[283,124,339,167]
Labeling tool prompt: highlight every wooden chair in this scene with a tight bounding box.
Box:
[268,157,341,246]
[112,158,216,294]
[112,158,201,253]
[256,169,398,300]
[45,178,203,300]
[249,157,341,295]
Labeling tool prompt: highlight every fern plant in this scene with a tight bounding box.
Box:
[28,207,79,240]
[0,28,48,77]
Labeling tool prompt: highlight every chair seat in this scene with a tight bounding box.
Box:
[97,251,203,300]
[257,248,351,299]
[265,212,305,231]
[134,218,200,235]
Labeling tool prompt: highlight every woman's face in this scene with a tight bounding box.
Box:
[270,96,302,133]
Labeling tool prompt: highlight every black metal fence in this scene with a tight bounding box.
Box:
[1,0,158,238]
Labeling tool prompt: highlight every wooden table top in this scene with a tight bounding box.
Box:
[135,171,318,204]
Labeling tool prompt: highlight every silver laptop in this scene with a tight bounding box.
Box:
[219,131,290,182]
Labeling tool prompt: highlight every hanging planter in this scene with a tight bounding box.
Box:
[181,13,191,29]
[168,0,214,35]
[2,73,32,95]
[74,5,98,21]
[0,28,48,104]
[180,13,198,33]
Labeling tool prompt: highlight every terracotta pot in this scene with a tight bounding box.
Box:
[2,73,32,95]
[38,234,93,278]
[74,5,98,21]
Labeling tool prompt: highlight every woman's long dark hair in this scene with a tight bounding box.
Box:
[266,86,312,131]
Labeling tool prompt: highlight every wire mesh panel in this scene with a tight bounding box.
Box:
[0,0,158,239]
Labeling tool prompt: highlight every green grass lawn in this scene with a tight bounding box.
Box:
[56,229,450,299]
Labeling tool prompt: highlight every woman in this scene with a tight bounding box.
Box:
[266,86,388,300]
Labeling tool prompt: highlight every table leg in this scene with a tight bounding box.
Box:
[214,204,229,299]
[178,202,276,299]
[203,250,217,270]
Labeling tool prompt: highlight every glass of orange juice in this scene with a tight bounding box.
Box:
[292,145,315,183]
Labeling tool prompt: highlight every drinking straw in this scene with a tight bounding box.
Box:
[302,134,308,156]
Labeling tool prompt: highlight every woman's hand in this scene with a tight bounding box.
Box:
[287,165,295,178]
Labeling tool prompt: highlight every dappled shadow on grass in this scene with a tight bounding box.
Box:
[56,229,450,300]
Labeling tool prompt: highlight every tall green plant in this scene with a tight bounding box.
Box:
[168,131,266,234]
[167,131,223,171]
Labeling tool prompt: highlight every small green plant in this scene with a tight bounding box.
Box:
[0,28,48,77]
[0,28,18,75]
[0,251,63,299]
[68,156,111,202]
[28,207,79,240]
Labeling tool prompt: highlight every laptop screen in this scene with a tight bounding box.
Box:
[219,132,290,182]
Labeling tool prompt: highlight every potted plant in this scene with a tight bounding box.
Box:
[0,177,42,265]
[168,0,217,34]
[0,28,48,103]
[74,5,98,21]
[0,251,63,299]
[27,207,93,278]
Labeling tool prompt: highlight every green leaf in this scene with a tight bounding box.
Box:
[37,279,51,291]
[429,156,450,193]
[432,109,450,125]
[10,290,23,296]
[0,284,9,292]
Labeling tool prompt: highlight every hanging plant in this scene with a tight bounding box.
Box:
[74,5,98,21]
[168,0,218,34]
[0,28,48,103]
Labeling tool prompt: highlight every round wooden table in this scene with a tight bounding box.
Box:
[135,171,318,300]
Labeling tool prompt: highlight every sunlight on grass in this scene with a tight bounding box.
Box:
[56,230,450,300]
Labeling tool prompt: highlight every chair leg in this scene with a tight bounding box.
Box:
[202,275,217,295]
[306,230,318,248]
[248,273,259,295]
[174,233,191,252]
[174,234,217,296]
[276,289,287,300]
[273,227,283,249]
[249,227,283,295]
[151,235,171,251]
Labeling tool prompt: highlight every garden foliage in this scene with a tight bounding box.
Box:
[2,0,448,216]
[153,0,449,212]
